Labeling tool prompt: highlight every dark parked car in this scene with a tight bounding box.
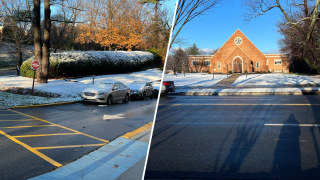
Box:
[151,80,161,98]
[161,81,175,95]
[128,81,154,100]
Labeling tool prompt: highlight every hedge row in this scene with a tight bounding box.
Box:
[21,51,155,78]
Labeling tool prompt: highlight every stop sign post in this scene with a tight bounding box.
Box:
[31,60,40,92]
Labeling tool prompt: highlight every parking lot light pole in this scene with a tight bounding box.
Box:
[213,62,214,80]
[183,62,185,77]
[227,64,228,77]
[245,62,247,78]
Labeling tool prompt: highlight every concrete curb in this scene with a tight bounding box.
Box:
[29,122,152,180]
[171,90,320,96]
[11,101,81,109]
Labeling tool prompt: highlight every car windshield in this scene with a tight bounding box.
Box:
[128,82,145,89]
[91,82,114,89]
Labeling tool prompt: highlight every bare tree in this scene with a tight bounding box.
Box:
[166,47,188,74]
[170,0,225,48]
[33,0,85,83]
[209,48,219,55]
[0,0,33,67]
[243,0,320,72]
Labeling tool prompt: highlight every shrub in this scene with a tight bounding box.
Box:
[21,51,155,78]
[228,70,232,74]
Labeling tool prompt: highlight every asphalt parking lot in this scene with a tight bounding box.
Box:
[0,98,157,180]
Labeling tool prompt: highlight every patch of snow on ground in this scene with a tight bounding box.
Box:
[0,69,162,106]
[0,91,78,107]
[233,74,320,86]
[163,73,228,87]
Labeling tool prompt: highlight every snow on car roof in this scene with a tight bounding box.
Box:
[98,80,118,84]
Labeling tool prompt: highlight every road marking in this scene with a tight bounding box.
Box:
[0,119,37,121]
[103,113,125,120]
[0,130,62,167]
[33,144,106,150]
[171,123,320,127]
[0,125,54,128]
[0,114,25,115]
[265,124,320,126]
[9,109,109,143]
[121,122,153,138]
[171,104,320,106]
[13,133,81,138]
[275,139,308,142]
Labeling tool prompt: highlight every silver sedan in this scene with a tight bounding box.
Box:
[81,81,130,104]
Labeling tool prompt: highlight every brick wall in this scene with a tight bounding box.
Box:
[265,54,290,73]
[188,29,291,74]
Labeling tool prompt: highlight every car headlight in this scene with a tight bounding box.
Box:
[98,92,107,95]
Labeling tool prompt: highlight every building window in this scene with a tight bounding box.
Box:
[274,59,282,65]
[203,60,211,66]
[256,62,260,68]
[192,60,199,66]
[266,59,268,65]
[218,62,221,69]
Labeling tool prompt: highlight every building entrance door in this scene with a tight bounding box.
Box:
[233,58,242,73]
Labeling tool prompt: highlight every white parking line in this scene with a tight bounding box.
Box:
[265,124,320,127]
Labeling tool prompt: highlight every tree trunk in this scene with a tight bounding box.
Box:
[16,49,19,67]
[33,0,42,81]
[41,0,51,83]
[19,51,22,66]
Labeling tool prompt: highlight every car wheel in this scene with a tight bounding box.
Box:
[123,94,129,103]
[106,95,112,105]
[141,92,146,101]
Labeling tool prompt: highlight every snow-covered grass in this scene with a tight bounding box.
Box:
[233,74,320,86]
[163,73,228,87]
[0,91,77,107]
[0,69,162,107]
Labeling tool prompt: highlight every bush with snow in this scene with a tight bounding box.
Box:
[21,51,155,77]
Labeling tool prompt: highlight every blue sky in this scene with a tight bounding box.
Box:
[169,1,284,54]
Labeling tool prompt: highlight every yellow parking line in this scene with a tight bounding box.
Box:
[0,119,37,122]
[13,133,81,138]
[9,109,109,143]
[0,130,62,167]
[0,125,54,129]
[121,122,153,138]
[0,114,24,115]
[171,104,320,106]
[34,144,106,150]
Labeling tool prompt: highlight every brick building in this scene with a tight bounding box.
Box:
[188,29,290,73]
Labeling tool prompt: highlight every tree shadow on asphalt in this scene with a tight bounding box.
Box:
[146,100,267,178]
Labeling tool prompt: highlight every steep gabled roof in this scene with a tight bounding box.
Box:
[212,29,266,60]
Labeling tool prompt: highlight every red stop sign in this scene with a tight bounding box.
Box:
[31,60,40,70]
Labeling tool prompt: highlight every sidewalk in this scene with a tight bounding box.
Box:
[171,74,320,95]
[30,127,152,180]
